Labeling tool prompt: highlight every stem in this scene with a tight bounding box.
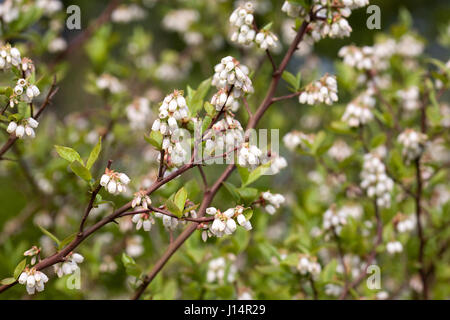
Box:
[415,158,428,299]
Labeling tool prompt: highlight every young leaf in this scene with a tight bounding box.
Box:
[58,233,77,250]
[243,161,272,187]
[222,182,241,202]
[237,165,250,186]
[174,187,188,214]
[37,225,60,246]
[0,278,16,285]
[13,259,27,279]
[145,130,163,150]
[282,71,300,91]
[189,78,211,116]
[70,161,92,182]
[166,199,182,217]
[55,145,83,164]
[86,137,102,170]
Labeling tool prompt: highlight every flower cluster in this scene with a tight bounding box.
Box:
[261,192,285,215]
[7,117,39,139]
[394,214,416,233]
[210,88,239,112]
[0,44,22,70]
[96,74,125,94]
[237,143,263,170]
[283,130,315,151]
[261,152,288,175]
[229,2,256,46]
[100,168,131,195]
[299,74,338,105]
[206,256,237,283]
[111,4,147,24]
[360,153,394,208]
[212,56,254,98]
[297,255,322,279]
[206,206,252,238]
[12,78,40,103]
[281,1,308,18]
[397,87,420,111]
[126,97,151,130]
[204,116,244,157]
[131,190,152,209]
[255,30,279,50]
[23,246,41,265]
[328,140,353,162]
[342,89,376,127]
[386,241,403,255]
[152,90,190,167]
[338,45,375,70]
[18,268,49,295]
[132,212,155,232]
[397,129,427,164]
[54,252,84,278]
[323,205,347,235]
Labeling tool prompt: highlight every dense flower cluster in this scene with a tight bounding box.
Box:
[299,74,338,105]
[132,212,155,232]
[323,205,347,235]
[394,213,416,233]
[212,56,254,98]
[100,168,131,195]
[53,252,84,278]
[111,4,147,23]
[229,2,256,46]
[338,45,375,70]
[342,89,376,127]
[360,153,394,208]
[0,43,22,69]
[210,88,239,112]
[261,192,285,215]
[397,129,427,164]
[204,116,244,157]
[131,190,152,209]
[7,117,39,139]
[18,268,49,295]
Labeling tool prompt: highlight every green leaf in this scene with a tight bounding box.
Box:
[222,182,241,202]
[145,130,163,149]
[244,161,272,187]
[321,259,337,283]
[166,199,182,217]
[370,133,387,149]
[238,187,259,205]
[204,102,215,117]
[311,131,326,154]
[0,278,16,285]
[37,225,60,246]
[174,187,188,215]
[70,161,92,182]
[282,71,301,91]
[55,145,83,164]
[243,207,253,220]
[189,78,211,116]
[86,137,102,170]
[201,115,212,133]
[261,22,273,31]
[121,253,141,278]
[237,165,250,186]
[13,259,27,279]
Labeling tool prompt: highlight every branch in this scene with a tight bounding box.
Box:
[0,77,58,159]
[131,19,311,300]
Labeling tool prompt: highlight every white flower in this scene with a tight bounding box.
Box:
[328,140,353,162]
[111,4,147,23]
[132,212,154,232]
[96,74,124,93]
[206,256,237,284]
[360,153,394,208]
[237,143,263,170]
[342,89,375,127]
[322,205,347,235]
[126,97,151,130]
[397,87,420,111]
[100,168,131,195]
[296,255,322,279]
[299,74,338,106]
[132,190,152,209]
[53,252,84,278]
[397,129,427,164]
[229,2,255,46]
[386,241,403,255]
[18,268,49,295]
[255,30,279,50]
[212,56,253,98]
[6,117,38,139]
[396,214,416,233]
[283,131,315,151]
[262,191,285,215]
